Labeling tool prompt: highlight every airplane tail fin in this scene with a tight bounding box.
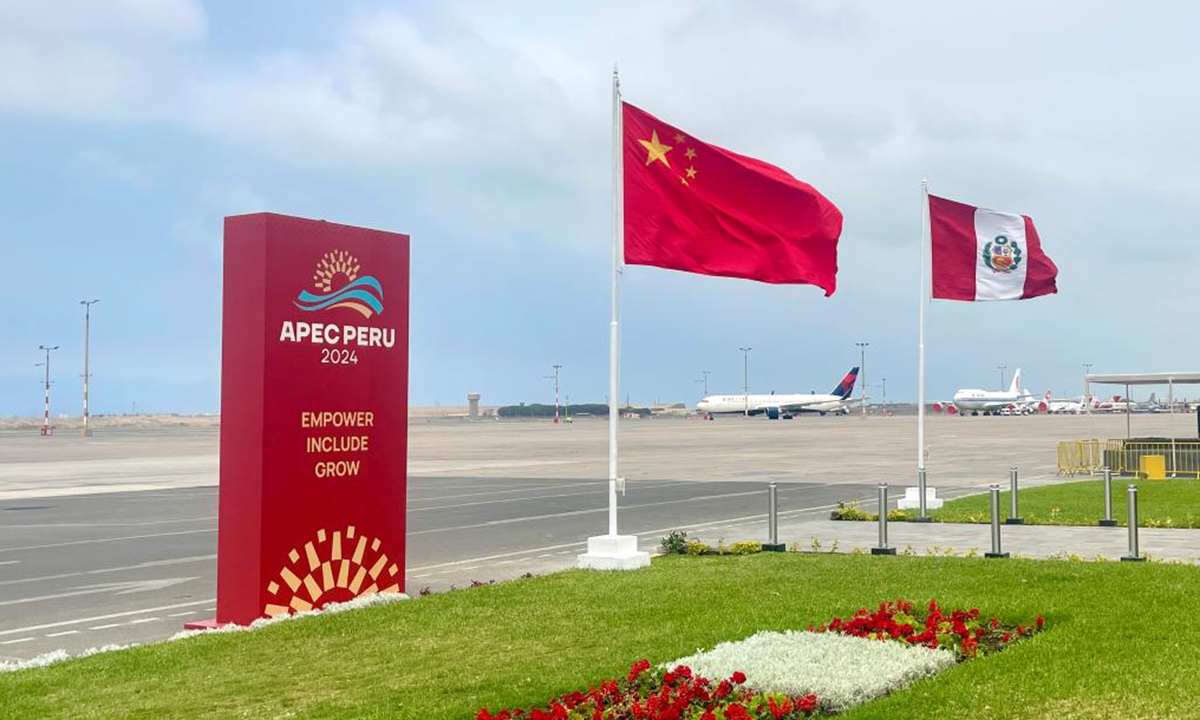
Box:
[1008,368,1022,395]
[832,367,860,398]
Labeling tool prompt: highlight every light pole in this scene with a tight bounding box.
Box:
[545,364,562,424]
[855,342,869,417]
[881,377,887,414]
[696,370,711,397]
[37,345,60,436]
[739,347,752,417]
[997,365,1007,389]
[80,299,100,437]
[1083,362,1094,444]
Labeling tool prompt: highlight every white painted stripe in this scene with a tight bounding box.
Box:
[126,617,160,625]
[0,638,33,645]
[0,554,216,588]
[45,630,79,638]
[0,599,215,637]
[0,561,19,567]
[167,611,197,618]
[0,528,214,554]
[89,623,123,630]
[974,207,1028,301]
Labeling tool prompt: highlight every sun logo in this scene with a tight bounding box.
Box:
[295,250,385,318]
[312,250,361,293]
[263,524,402,617]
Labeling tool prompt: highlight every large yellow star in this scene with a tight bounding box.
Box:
[638,130,673,168]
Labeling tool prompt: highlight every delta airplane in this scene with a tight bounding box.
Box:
[942,368,1035,416]
[695,367,859,419]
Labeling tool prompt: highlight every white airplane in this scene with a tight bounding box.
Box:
[1039,391,1089,414]
[946,368,1035,416]
[696,367,859,419]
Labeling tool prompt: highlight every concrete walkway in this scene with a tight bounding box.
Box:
[679,516,1200,563]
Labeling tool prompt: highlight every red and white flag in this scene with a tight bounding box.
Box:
[929,194,1058,301]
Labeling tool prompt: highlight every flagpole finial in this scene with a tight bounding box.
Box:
[921,177,928,189]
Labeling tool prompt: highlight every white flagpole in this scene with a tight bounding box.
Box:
[608,66,622,536]
[917,179,930,520]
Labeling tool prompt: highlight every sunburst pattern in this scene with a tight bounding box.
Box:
[312,250,360,292]
[264,524,402,617]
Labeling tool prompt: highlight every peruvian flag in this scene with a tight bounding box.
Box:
[929,194,1058,301]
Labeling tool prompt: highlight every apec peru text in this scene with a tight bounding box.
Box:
[279,320,397,348]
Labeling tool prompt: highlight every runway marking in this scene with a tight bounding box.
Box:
[0,516,217,530]
[167,611,197,618]
[89,623,123,630]
[0,638,33,645]
[126,617,160,625]
[406,487,807,537]
[0,577,198,607]
[0,528,214,554]
[403,498,859,575]
[408,481,685,513]
[0,554,215,588]
[45,630,79,638]
[0,599,215,637]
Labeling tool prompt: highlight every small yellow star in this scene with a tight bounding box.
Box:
[674,133,685,143]
[680,176,689,186]
[685,147,696,160]
[638,130,673,167]
[686,166,697,179]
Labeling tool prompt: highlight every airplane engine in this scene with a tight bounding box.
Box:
[946,405,958,415]
[931,402,944,413]
[1038,402,1048,413]
[766,407,780,420]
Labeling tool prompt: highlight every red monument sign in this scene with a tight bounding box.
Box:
[204,212,409,627]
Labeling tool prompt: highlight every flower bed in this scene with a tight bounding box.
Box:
[809,599,1044,660]
[476,660,818,720]
[667,631,954,713]
[478,599,1045,718]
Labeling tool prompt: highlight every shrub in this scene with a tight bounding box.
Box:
[727,541,763,556]
[830,501,872,521]
[686,541,711,556]
[659,529,689,555]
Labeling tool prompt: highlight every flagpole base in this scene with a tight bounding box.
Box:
[577,534,650,571]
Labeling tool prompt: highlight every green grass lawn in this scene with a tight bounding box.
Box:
[921,478,1200,528]
[3,554,1200,719]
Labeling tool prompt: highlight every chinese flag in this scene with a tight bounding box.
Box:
[623,102,843,295]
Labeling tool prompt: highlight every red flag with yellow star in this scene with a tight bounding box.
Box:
[623,102,842,294]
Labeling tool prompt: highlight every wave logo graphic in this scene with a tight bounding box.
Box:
[294,250,385,319]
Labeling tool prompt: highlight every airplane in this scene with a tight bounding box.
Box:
[695,367,859,419]
[1039,391,1090,414]
[940,368,1036,416]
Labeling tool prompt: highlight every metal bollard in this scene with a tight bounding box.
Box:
[1005,466,1024,525]
[1121,484,1146,562]
[985,484,1009,558]
[764,483,785,552]
[871,483,897,555]
[1099,466,1117,527]
[913,468,932,523]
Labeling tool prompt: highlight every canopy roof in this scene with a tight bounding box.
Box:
[1086,372,1200,386]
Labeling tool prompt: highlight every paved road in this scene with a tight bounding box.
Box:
[0,477,877,662]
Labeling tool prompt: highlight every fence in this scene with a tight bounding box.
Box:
[1057,439,1200,479]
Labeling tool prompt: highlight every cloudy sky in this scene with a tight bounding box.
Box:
[2,0,1198,416]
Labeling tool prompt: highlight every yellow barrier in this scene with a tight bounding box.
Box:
[1139,455,1167,480]
[1058,439,1200,479]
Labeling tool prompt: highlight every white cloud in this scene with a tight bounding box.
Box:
[0,0,206,119]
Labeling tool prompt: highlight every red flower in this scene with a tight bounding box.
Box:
[1036,615,1046,629]
[730,671,747,685]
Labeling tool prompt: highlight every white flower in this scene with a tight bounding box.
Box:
[665,631,955,713]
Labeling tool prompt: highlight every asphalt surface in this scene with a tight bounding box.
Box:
[0,477,875,662]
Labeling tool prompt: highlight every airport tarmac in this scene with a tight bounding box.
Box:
[0,413,1192,662]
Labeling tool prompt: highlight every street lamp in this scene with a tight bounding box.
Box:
[545,364,562,424]
[739,347,752,417]
[881,377,887,414]
[696,370,711,397]
[855,342,869,417]
[37,345,60,436]
[997,365,1007,389]
[80,299,100,437]
[1083,363,1094,443]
